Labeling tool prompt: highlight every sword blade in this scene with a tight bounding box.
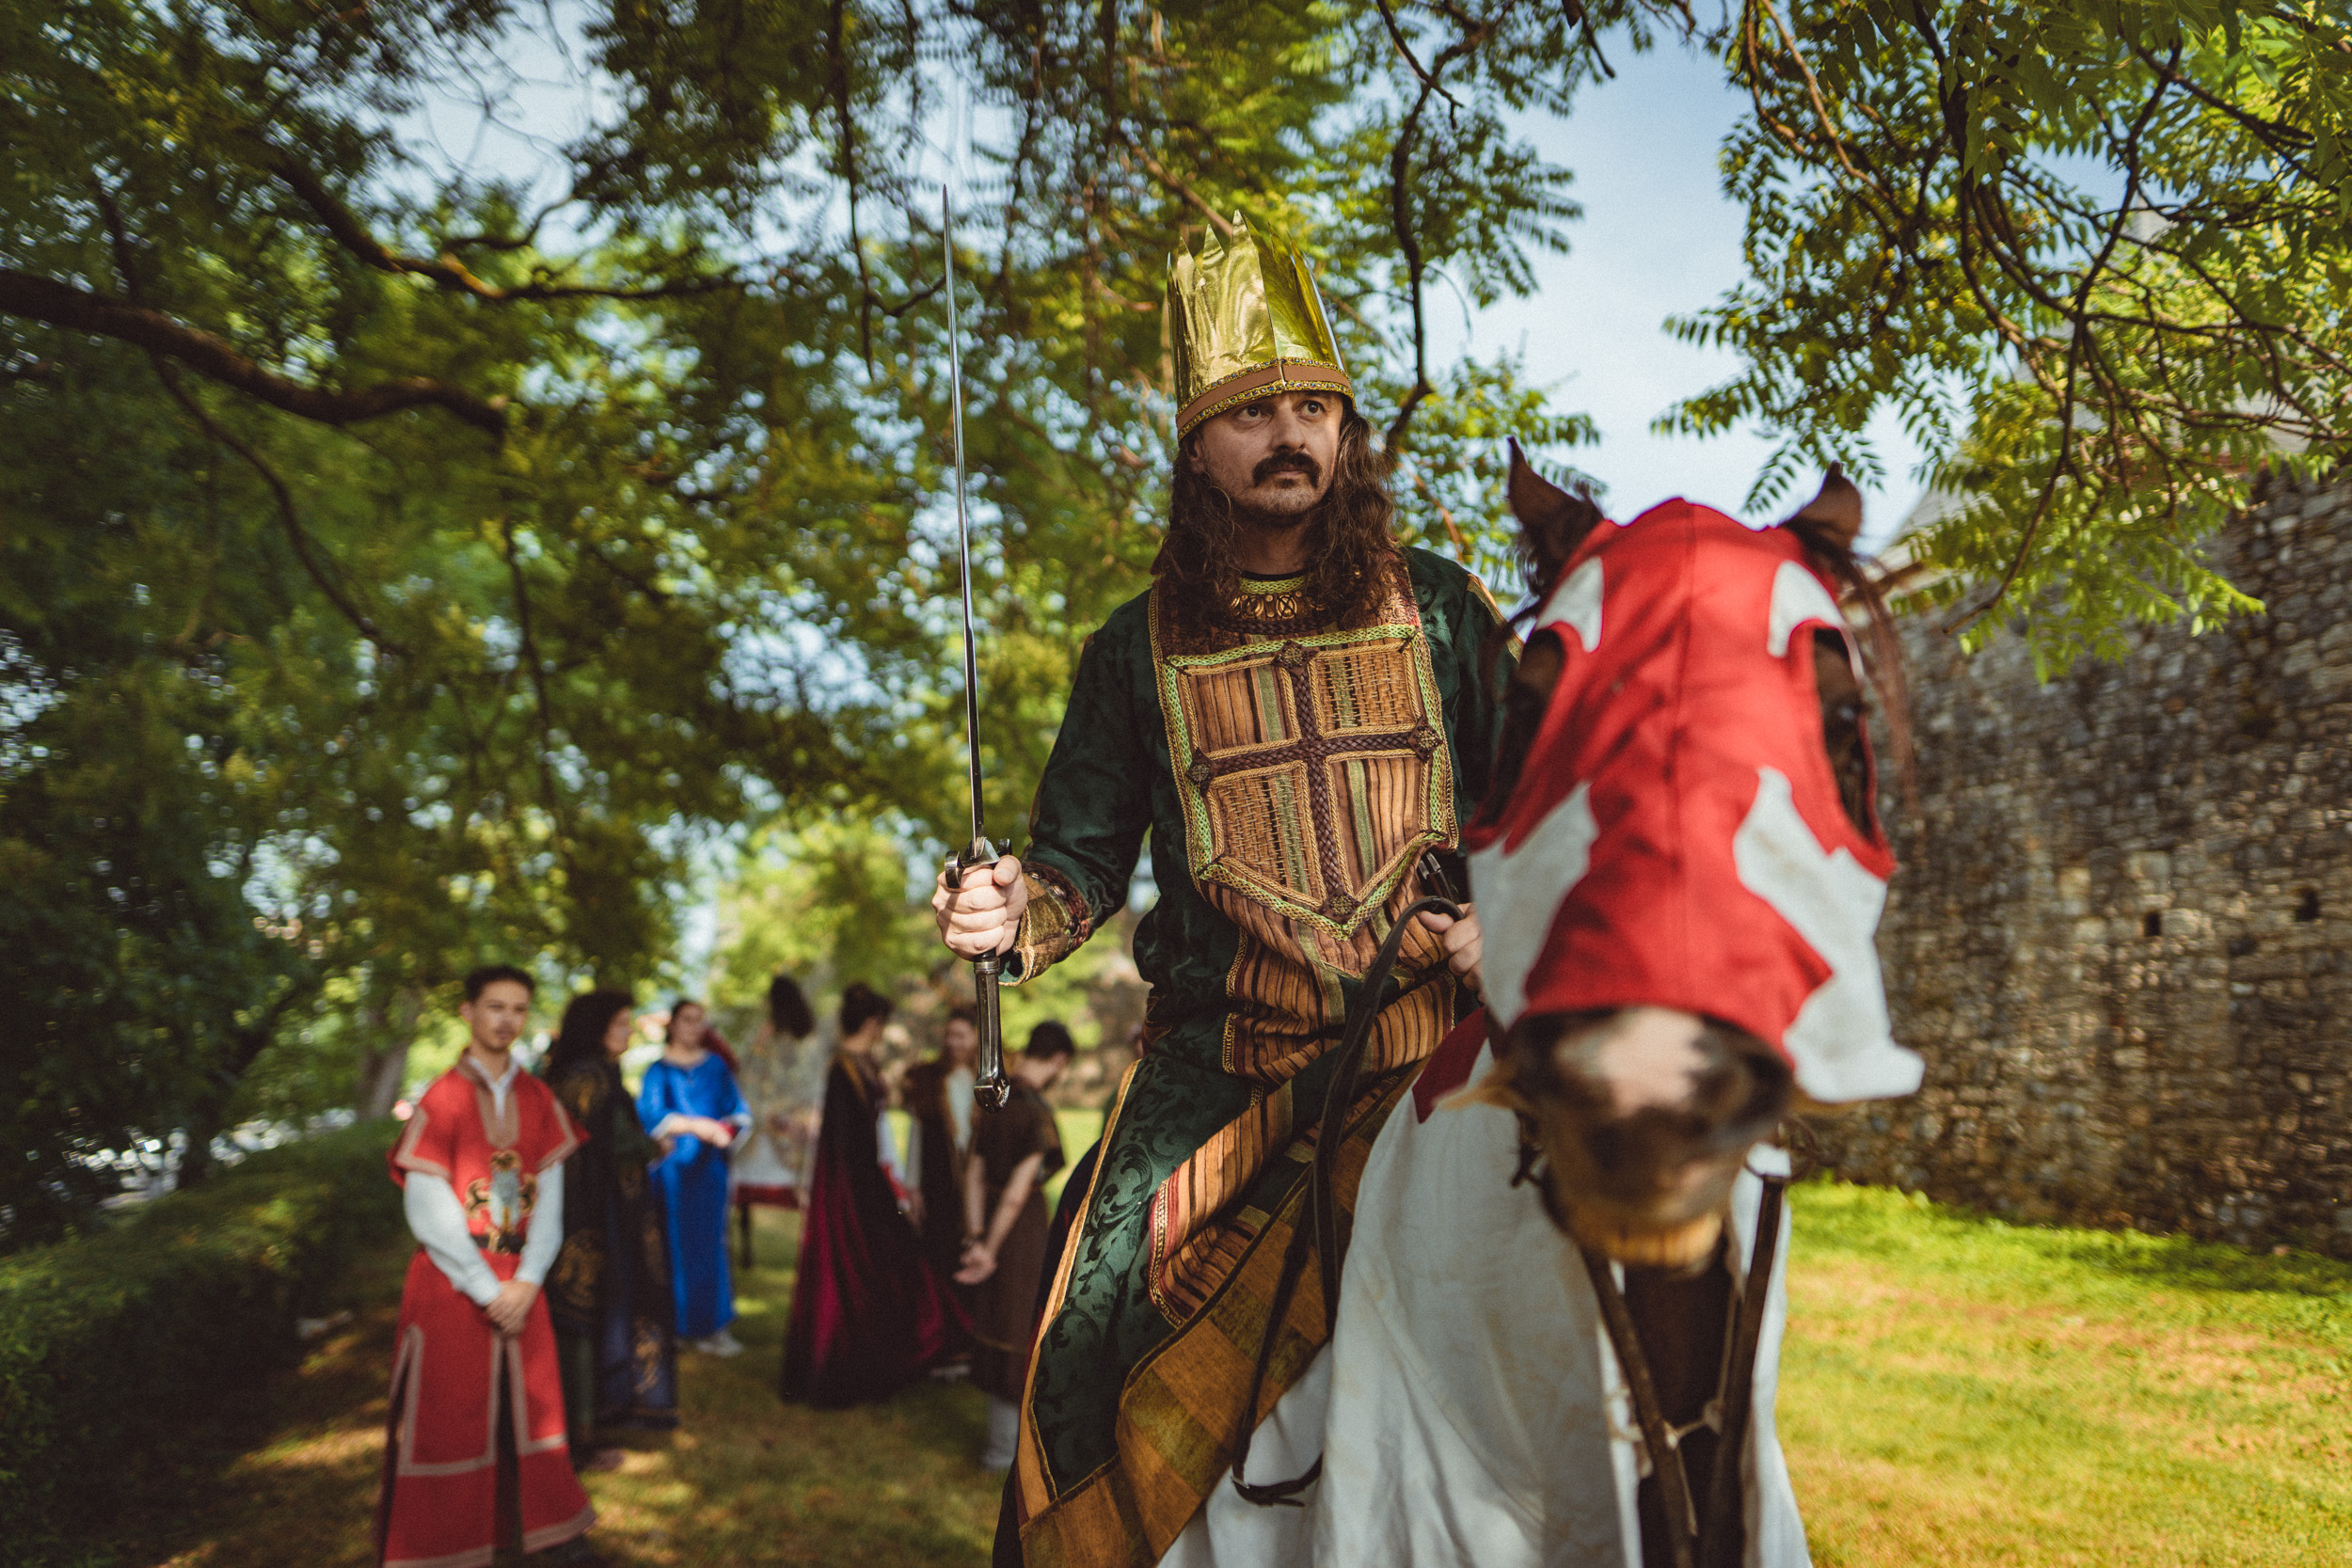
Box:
[942,186,1009,1111]
[945,187,982,855]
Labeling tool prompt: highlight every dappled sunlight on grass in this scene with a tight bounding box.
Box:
[95,1171,2352,1566]
[1782,1181,2352,1566]
[107,1207,1001,1568]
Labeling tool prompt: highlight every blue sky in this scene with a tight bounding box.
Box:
[1429,44,1928,542]
[400,24,1927,543]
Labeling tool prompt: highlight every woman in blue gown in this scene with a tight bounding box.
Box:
[639,999,751,1354]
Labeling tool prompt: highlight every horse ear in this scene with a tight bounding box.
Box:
[1786,463,1864,552]
[1506,437,1602,592]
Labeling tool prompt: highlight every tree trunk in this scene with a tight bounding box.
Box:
[174,982,314,1190]
[356,985,426,1118]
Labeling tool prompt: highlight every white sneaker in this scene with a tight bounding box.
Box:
[692,1330,745,1357]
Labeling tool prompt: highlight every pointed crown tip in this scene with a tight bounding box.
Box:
[1166,223,1351,437]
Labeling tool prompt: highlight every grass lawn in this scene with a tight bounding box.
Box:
[1784,1181,2352,1566]
[94,1176,2352,1566]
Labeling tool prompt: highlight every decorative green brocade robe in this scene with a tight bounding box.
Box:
[1004,546,1507,1566]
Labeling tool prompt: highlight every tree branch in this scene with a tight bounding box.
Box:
[828,0,878,372]
[1131,144,1239,237]
[261,143,735,304]
[0,268,509,435]
[1376,0,1465,110]
[1383,15,1497,451]
[149,356,411,656]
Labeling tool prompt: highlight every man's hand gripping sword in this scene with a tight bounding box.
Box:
[940,191,1012,1112]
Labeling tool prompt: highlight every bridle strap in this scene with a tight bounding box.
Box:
[1231,894,1465,1507]
[1701,1171,1788,1566]
[1580,1172,1789,1568]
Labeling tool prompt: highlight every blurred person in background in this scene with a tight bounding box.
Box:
[956,1021,1074,1472]
[638,999,750,1356]
[541,990,677,1472]
[901,1005,979,1288]
[729,974,819,1247]
[379,965,596,1567]
[779,982,969,1407]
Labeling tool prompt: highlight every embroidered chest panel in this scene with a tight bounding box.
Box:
[1152,566,1455,942]
[464,1148,538,1254]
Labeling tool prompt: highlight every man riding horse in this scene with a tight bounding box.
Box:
[935,221,1499,1562]
[936,222,1922,1567]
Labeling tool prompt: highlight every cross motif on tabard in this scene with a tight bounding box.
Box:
[1188,639,1440,927]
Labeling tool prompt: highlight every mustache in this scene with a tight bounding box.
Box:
[1252,451,1322,486]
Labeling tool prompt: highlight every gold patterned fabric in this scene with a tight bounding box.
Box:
[1128,556,1457,1428]
[1167,224,1352,436]
[1152,558,1456,1073]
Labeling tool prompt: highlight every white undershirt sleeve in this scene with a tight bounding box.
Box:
[516,1164,563,1288]
[405,1173,501,1307]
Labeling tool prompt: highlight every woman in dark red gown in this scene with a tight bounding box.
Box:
[780,983,969,1407]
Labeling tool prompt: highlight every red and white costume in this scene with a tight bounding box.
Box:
[378,1056,593,1568]
[1161,499,1921,1567]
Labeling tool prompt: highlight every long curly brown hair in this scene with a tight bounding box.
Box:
[1152,405,1398,632]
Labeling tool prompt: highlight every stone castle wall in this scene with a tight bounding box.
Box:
[1812,476,2352,1254]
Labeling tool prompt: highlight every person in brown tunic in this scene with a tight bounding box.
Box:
[957,1021,1074,1470]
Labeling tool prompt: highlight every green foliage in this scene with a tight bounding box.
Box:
[0,1120,404,1558]
[708,820,946,1004]
[3,0,1646,1201]
[32,0,2328,1218]
[1667,2,2352,668]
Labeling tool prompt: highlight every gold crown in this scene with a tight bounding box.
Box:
[1167,222,1352,437]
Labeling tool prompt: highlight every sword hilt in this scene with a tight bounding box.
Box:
[947,837,1013,1110]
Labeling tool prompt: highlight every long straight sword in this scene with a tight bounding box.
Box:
[941,188,1010,1111]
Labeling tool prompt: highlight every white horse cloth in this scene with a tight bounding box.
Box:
[1157,1037,1811,1568]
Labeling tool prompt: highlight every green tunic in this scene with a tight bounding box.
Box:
[1005,546,1507,1564]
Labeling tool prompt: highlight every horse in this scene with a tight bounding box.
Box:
[1160,451,1921,1568]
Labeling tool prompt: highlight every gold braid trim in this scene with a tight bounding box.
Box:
[1007,863,1092,984]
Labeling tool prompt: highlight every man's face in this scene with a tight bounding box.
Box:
[460,980,532,1054]
[1186,390,1344,522]
[944,1018,978,1069]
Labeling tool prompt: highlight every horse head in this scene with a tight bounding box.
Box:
[1459,444,1921,1270]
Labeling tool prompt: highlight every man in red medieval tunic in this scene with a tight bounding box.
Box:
[378,964,598,1568]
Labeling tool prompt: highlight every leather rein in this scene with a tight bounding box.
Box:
[1229,891,1464,1506]
[1225,892,1791,1568]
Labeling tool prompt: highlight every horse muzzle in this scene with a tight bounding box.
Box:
[1455,1006,1794,1270]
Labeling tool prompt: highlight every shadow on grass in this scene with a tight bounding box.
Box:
[88,1238,412,1568]
[1796,1176,2352,1302]
[90,1207,1001,1568]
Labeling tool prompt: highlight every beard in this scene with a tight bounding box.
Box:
[1154,406,1396,632]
